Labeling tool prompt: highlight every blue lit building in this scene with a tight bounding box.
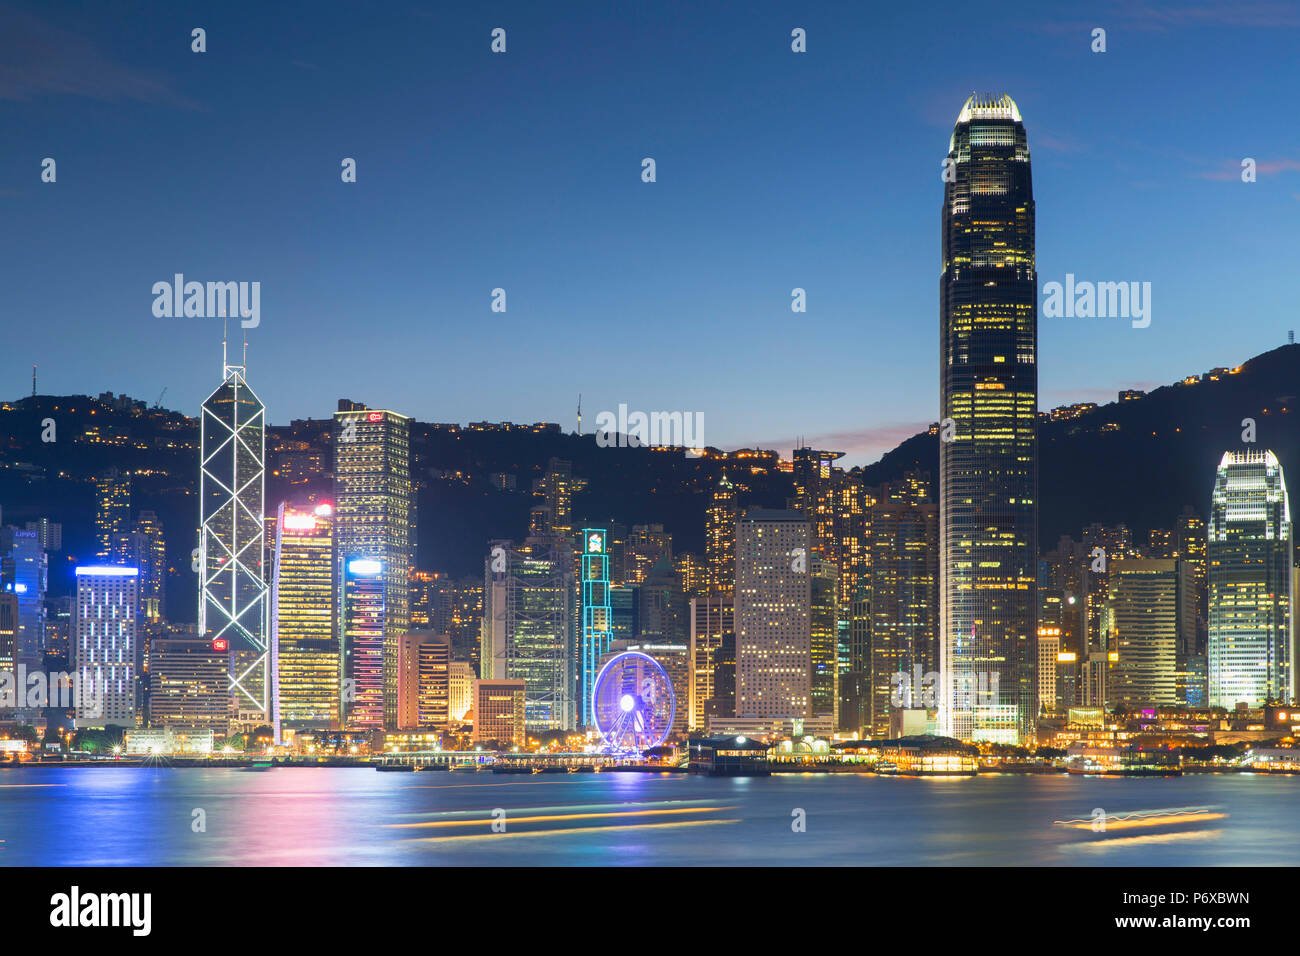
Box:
[2,527,48,720]
[342,557,386,730]
[73,566,139,728]
[580,529,612,726]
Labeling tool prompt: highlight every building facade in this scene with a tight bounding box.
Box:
[939,93,1039,744]
[333,404,413,729]
[734,509,811,719]
[342,557,386,730]
[272,502,340,730]
[1208,450,1292,707]
[74,566,139,728]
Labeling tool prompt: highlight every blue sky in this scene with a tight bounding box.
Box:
[2,0,1298,465]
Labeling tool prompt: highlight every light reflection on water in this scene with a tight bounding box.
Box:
[0,768,1296,866]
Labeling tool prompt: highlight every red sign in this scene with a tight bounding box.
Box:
[212,638,229,652]
[367,412,383,422]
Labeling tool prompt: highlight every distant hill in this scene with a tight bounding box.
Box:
[4,344,1298,617]
[862,343,1300,546]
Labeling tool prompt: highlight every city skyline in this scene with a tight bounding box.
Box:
[5,2,1300,890]
[3,2,1299,466]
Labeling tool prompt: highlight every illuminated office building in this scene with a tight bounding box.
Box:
[397,631,450,729]
[482,538,573,731]
[0,593,17,702]
[448,661,474,721]
[25,518,61,553]
[409,571,449,631]
[94,471,132,563]
[866,476,939,737]
[791,447,842,560]
[272,502,340,730]
[533,458,584,542]
[675,553,706,600]
[133,511,167,622]
[342,557,386,730]
[199,345,271,727]
[705,474,738,597]
[1148,528,1174,559]
[688,594,733,730]
[625,524,672,586]
[333,403,413,729]
[148,634,229,731]
[1208,450,1292,707]
[1175,506,1209,648]
[809,555,839,722]
[578,529,612,727]
[939,93,1038,744]
[0,591,17,716]
[735,509,811,719]
[1107,560,1181,708]
[1037,629,1059,713]
[1,527,48,717]
[74,566,138,728]
[473,678,526,747]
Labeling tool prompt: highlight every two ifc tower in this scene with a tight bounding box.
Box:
[192,93,1041,745]
[940,94,1039,744]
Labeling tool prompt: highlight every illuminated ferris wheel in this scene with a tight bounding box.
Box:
[591,651,675,752]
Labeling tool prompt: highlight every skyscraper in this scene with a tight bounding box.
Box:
[705,473,738,597]
[578,528,612,726]
[482,537,573,731]
[625,524,672,586]
[199,345,271,726]
[734,509,811,719]
[1,526,47,717]
[1107,560,1181,708]
[688,594,733,730]
[74,566,139,728]
[133,511,167,623]
[94,471,132,563]
[342,556,386,730]
[809,555,839,722]
[866,475,939,737]
[333,404,413,729]
[397,632,450,729]
[272,502,340,730]
[1208,450,1292,708]
[939,93,1038,744]
[148,633,229,731]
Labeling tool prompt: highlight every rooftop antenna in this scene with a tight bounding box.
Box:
[1290,330,1295,345]
[577,394,582,435]
[222,314,229,375]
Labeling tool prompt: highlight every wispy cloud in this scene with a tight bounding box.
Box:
[1111,2,1300,29]
[743,422,931,465]
[1036,1,1300,33]
[1195,158,1300,181]
[1034,131,1083,153]
[0,5,198,107]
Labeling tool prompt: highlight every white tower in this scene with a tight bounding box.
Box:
[198,335,275,731]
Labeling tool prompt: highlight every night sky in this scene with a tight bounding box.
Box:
[3,1,1297,465]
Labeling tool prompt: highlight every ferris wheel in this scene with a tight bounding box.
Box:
[591,651,676,752]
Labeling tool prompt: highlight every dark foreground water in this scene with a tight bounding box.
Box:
[2,767,1298,865]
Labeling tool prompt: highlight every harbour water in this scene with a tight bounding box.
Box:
[1,767,1297,866]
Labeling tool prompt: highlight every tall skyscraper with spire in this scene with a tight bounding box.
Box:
[333,402,413,729]
[939,94,1038,744]
[1208,450,1292,708]
[198,336,273,730]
